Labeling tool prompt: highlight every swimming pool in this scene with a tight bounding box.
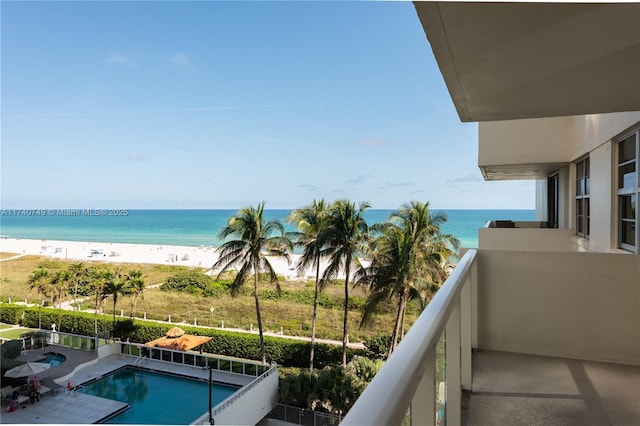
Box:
[35,352,66,367]
[81,367,239,424]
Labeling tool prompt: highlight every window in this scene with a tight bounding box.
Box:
[576,158,590,237]
[617,130,639,252]
[548,174,559,228]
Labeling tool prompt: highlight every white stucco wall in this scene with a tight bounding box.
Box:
[479,112,640,168]
[479,228,579,251]
[477,249,640,365]
[535,179,547,222]
[479,116,574,167]
[521,112,639,251]
[193,367,278,426]
[570,112,640,159]
[589,141,615,251]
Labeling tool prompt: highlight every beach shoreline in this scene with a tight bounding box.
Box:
[0,238,308,280]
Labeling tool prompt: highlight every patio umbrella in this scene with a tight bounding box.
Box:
[165,327,185,338]
[146,334,212,351]
[4,361,50,378]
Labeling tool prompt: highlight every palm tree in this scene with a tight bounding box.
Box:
[347,355,385,393]
[316,365,359,416]
[279,370,318,409]
[125,269,145,318]
[27,268,50,329]
[50,269,70,330]
[213,202,292,364]
[322,200,370,366]
[103,270,130,325]
[362,201,459,355]
[68,262,87,332]
[288,199,330,371]
[90,267,112,336]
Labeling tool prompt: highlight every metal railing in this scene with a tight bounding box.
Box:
[120,342,271,377]
[342,249,477,426]
[19,330,98,351]
[267,404,342,426]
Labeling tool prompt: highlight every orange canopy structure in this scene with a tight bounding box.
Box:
[145,327,212,351]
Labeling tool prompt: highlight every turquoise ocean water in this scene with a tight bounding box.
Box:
[0,209,535,249]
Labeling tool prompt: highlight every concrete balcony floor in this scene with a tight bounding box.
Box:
[462,350,640,426]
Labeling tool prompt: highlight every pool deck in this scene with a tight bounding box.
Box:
[2,344,258,424]
[14,345,99,383]
[1,391,129,424]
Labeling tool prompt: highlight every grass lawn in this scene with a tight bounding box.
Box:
[0,252,19,259]
[0,255,422,343]
[0,326,34,339]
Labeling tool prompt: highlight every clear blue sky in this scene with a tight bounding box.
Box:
[1,1,534,210]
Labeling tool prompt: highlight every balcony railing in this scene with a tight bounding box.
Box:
[342,249,477,426]
[120,342,271,377]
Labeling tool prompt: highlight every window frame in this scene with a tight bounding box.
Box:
[575,157,590,238]
[617,129,639,253]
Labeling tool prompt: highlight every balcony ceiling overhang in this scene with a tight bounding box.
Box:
[415,2,640,122]
[480,163,568,181]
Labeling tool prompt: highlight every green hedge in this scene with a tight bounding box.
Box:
[0,304,363,368]
[259,288,365,310]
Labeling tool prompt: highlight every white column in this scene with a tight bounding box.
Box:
[471,260,478,349]
[446,299,461,426]
[461,277,473,390]
[411,347,436,425]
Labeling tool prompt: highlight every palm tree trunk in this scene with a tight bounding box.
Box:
[254,262,266,364]
[310,256,321,371]
[38,293,43,329]
[94,292,99,336]
[400,299,407,339]
[57,290,63,330]
[389,289,405,357]
[72,279,79,332]
[400,289,409,339]
[342,258,351,367]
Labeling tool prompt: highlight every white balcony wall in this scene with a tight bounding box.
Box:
[479,112,640,170]
[479,228,578,251]
[477,249,640,365]
[479,116,574,168]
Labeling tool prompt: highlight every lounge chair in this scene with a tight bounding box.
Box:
[1,385,29,407]
[39,377,62,395]
[1,386,13,405]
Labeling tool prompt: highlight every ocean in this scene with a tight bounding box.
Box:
[0,209,535,249]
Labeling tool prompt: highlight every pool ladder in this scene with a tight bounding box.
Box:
[133,354,147,366]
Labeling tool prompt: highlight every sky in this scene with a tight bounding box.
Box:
[1,1,535,210]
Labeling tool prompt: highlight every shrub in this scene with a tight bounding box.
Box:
[0,340,22,360]
[161,270,212,295]
[161,270,234,297]
[0,304,365,368]
[363,334,391,359]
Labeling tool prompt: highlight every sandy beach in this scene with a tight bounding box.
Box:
[0,238,315,280]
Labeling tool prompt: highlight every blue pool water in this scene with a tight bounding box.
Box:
[81,367,238,424]
[35,352,66,367]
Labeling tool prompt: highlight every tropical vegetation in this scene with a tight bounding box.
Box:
[287,199,329,370]
[212,202,292,364]
[2,198,461,415]
[359,201,459,355]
